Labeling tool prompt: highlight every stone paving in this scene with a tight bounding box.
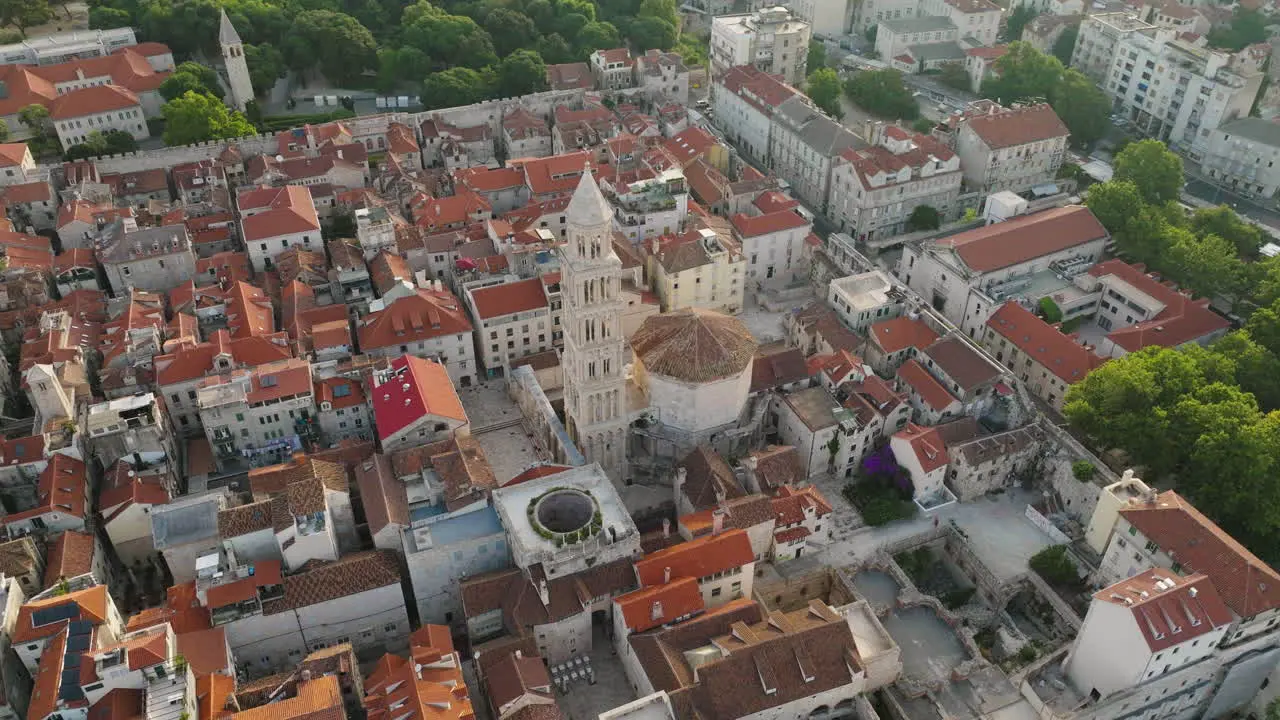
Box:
[458,380,543,485]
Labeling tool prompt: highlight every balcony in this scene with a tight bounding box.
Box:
[198,383,246,411]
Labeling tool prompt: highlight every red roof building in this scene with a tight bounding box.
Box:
[983,301,1106,410]
[635,529,755,590]
[614,576,705,634]
[1085,259,1231,356]
[370,355,468,453]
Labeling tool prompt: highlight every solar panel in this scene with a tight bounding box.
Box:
[32,604,77,627]
[64,654,80,668]
[69,620,92,636]
[59,685,85,702]
[66,634,90,652]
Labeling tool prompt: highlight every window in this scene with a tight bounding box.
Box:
[711,587,722,597]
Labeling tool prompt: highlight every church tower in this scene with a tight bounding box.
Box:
[219,10,253,111]
[559,169,628,483]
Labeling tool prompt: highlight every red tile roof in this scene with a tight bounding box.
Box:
[935,206,1107,273]
[357,288,472,351]
[730,208,809,238]
[869,316,939,354]
[469,277,548,320]
[1087,260,1230,352]
[965,103,1068,149]
[49,84,141,120]
[719,65,797,116]
[370,355,467,442]
[896,358,957,411]
[894,423,949,473]
[616,576,704,633]
[1,180,52,205]
[1120,490,1280,618]
[4,454,87,527]
[771,485,832,525]
[986,302,1106,383]
[635,529,754,586]
[43,529,95,589]
[239,186,320,242]
[13,584,109,644]
[0,144,29,168]
[1094,570,1233,652]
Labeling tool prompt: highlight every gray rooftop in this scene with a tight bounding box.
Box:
[97,221,192,265]
[776,96,864,156]
[1218,117,1280,148]
[219,10,242,46]
[881,15,957,34]
[909,41,968,62]
[151,492,226,549]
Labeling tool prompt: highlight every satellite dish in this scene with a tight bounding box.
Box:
[275,155,284,162]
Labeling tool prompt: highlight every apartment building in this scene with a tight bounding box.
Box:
[1085,22,1264,158]
[712,65,797,166]
[0,144,35,187]
[356,288,476,387]
[1081,259,1230,357]
[97,222,196,294]
[952,101,1069,194]
[768,95,862,212]
[710,8,812,85]
[981,301,1106,411]
[830,126,962,241]
[1202,116,1280,200]
[239,186,323,272]
[197,358,316,472]
[590,48,634,90]
[1071,12,1155,83]
[730,192,812,289]
[919,0,1001,45]
[635,50,690,105]
[634,529,756,609]
[609,169,689,242]
[369,355,468,453]
[465,276,557,379]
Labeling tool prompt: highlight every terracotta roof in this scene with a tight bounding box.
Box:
[730,208,809,238]
[679,446,745,511]
[632,309,757,384]
[745,446,804,493]
[894,423,949,473]
[368,251,412,295]
[627,599,764,693]
[364,627,474,720]
[49,84,140,120]
[178,627,230,677]
[1120,490,1280,618]
[0,144,28,168]
[1095,570,1233,652]
[28,627,69,720]
[635,529,755,586]
[0,536,39,579]
[545,62,594,91]
[231,675,343,720]
[484,649,554,714]
[357,288,471,351]
[749,347,808,393]
[262,551,401,614]
[126,581,211,635]
[719,65,797,116]
[13,584,109,644]
[218,499,276,538]
[43,529,95,589]
[54,248,98,274]
[681,494,775,536]
[986,302,1106,382]
[922,336,1004,391]
[469,277,548,320]
[354,454,408,537]
[616,576,705,633]
[239,186,320,242]
[4,454,88,527]
[771,485,832,525]
[965,103,1068,149]
[1087,260,1230,352]
[896,358,957,411]
[935,205,1107,273]
[869,315,939,354]
[1,180,52,205]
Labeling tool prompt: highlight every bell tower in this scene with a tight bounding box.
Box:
[219,10,254,111]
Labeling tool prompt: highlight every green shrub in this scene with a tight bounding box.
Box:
[1072,460,1096,482]
[1017,645,1038,663]
[1030,545,1079,586]
[941,587,976,608]
[1038,297,1064,324]
[844,482,917,526]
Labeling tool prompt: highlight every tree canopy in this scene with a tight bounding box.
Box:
[983,42,1111,148]
[1113,139,1184,205]
[844,69,919,120]
[1206,8,1271,51]
[1003,5,1038,42]
[159,62,225,101]
[806,67,843,119]
[63,130,137,161]
[906,205,940,231]
[161,91,257,146]
[807,40,827,72]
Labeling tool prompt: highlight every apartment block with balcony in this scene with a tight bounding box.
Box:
[607,169,688,243]
[1071,13,1155,83]
[646,222,746,314]
[710,8,812,86]
[83,392,178,473]
[197,359,316,472]
[951,101,1069,195]
[464,276,557,379]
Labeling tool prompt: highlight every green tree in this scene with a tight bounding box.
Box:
[845,69,919,120]
[485,8,537,56]
[906,204,940,231]
[1211,332,1280,411]
[984,41,1062,105]
[628,16,677,51]
[0,119,7,143]
[577,21,622,55]
[1052,25,1078,65]
[245,44,286,97]
[17,104,49,137]
[806,67,843,119]
[161,91,256,146]
[535,33,574,64]
[63,129,138,160]
[1207,8,1269,51]
[1029,546,1078,586]
[421,67,489,109]
[284,10,378,85]
[807,40,827,71]
[1191,205,1266,258]
[89,6,132,29]
[1003,4,1038,42]
[1114,138,1184,205]
[1039,296,1063,323]
[0,0,53,37]
[160,62,226,101]
[1084,179,1144,234]
[495,49,548,97]
[1050,69,1109,148]
[403,3,497,69]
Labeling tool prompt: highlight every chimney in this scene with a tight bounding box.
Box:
[663,566,671,584]
[712,510,724,536]
[662,517,670,538]
[300,669,312,682]
[651,601,664,621]
[514,649,522,659]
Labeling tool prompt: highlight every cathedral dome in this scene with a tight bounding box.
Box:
[631,308,758,384]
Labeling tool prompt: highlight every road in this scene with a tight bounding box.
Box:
[1184,177,1280,234]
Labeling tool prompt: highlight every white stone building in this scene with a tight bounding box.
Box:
[197,358,316,472]
[710,8,812,86]
[768,95,862,214]
[647,222,746,315]
[50,86,149,148]
[465,276,556,379]
[828,270,902,333]
[1202,116,1280,200]
[238,186,323,273]
[829,126,962,242]
[1071,13,1155,83]
[951,102,1069,194]
[730,192,812,290]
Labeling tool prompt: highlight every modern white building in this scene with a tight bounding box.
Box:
[827,270,902,333]
[1071,13,1155,84]
[710,8,812,86]
[0,28,137,66]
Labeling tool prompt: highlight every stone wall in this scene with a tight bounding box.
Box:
[507,364,585,468]
[754,566,854,612]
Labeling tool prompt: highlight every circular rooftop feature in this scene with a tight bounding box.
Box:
[534,489,596,535]
[631,308,758,384]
